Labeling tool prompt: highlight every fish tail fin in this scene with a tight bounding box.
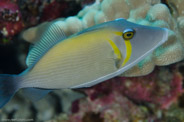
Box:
[0,74,19,108]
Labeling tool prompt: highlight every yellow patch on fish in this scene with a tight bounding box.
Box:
[114,31,132,67]
[122,40,132,67]
[25,28,121,88]
[107,39,122,60]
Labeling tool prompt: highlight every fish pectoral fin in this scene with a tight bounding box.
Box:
[107,39,123,68]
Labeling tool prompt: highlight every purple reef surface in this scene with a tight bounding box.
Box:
[0,0,24,44]
[0,0,82,44]
[66,66,184,122]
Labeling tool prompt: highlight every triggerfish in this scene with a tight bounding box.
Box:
[0,18,168,108]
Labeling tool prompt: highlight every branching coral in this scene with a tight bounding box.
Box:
[22,0,184,77]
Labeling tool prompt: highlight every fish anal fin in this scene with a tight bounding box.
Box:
[22,88,52,102]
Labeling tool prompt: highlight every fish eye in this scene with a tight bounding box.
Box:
[123,29,135,40]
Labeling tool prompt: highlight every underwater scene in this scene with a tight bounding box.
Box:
[0,0,184,121]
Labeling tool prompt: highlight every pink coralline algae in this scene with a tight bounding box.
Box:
[19,0,81,25]
[40,1,68,22]
[0,0,24,38]
[71,91,147,122]
[0,0,81,44]
[120,70,183,109]
[69,67,183,121]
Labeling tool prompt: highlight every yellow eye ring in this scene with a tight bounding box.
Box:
[123,29,135,40]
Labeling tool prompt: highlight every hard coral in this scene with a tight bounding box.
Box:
[121,69,183,109]
[70,91,147,122]
[0,0,82,44]
[64,67,183,121]
[81,67,183,109]
[22,0,184,77]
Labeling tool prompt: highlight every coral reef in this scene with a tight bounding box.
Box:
[18,0,82,25]
[50,65,184,122]
[0,0,82,45]
[0,0,184,122]
[0,89,84,121]
[1,62,183,121]
[22,0,184,77]
[0,0,24,44]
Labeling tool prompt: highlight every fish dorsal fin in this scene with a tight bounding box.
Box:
[76,19,126,36]
[26,21,67,67]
